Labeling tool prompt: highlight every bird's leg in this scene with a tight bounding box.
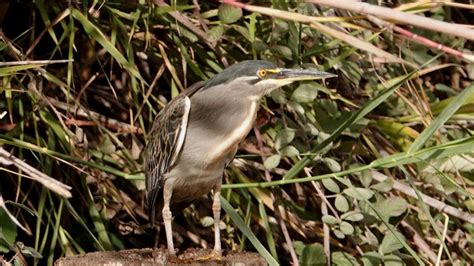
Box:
[197,181,223,262]
[162,180,176,255]
[212,181,222,256]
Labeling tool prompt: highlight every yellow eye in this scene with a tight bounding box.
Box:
[258,69,268,78]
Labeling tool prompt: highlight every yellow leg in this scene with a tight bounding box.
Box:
[196,182,223,262]
[212,182,222,256]
[162,179,175,255]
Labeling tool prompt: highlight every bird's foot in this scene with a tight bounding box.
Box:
[167,248,178,257]
[195,249,222,262]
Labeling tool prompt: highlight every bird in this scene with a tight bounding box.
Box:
[144,60,335,257]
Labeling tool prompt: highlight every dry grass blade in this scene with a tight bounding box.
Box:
[0,59,72,67]
[0,148,72,198]
[153,0,215,48]
[0,194,28,233]
[309,0,474,41]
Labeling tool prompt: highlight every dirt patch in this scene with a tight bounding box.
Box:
[54,248,267,266]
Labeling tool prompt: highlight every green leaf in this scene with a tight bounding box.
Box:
[100,135,116,155]
[293,241,305,256]
[273,45,292,60]
[0,209,17,253]
[279,145,299,156]
[335,194,349,212]
[275,128,296,150]
[379,232,405,254]
[343,187,374,200]
[339,221,354,235]
[17,243,43,258]
[333,229,345,239]
[321,157,342,172]
[361,251,383,266]
[370,177,394,192]
[359,170,373,188]
[287,100,305,115]
[341,211,364,222]
[321,178,340,193]
[383,254,403,266]
[208,25,225,43]
[465,199,474,212]
[364,229,379,247]
[232,25,251,42]
[332,251,359,266]
[291,83,319,103]
[218,4,242,24]
[374,197,407,219]
[321,215,338,225]
[264,154,281,170]
[270,89,288,104]
[301,243,326,266]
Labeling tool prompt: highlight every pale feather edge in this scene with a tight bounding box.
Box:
[170,96,191,166]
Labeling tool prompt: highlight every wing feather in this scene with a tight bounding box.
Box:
[145,95,191,224]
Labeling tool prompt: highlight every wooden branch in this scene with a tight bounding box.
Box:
[55,248,266,265]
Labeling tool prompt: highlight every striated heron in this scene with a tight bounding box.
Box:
[145,60,335,257]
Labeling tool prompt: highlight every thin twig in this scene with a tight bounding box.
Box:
[401,220,437,263]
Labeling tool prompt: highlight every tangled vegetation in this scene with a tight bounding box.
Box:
[0,1,473,265]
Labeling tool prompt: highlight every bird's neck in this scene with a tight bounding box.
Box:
[189,93,260,159]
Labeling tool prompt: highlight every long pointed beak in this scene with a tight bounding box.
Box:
[276,68,337,81]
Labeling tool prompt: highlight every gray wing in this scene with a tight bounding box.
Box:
[145,95,191,224]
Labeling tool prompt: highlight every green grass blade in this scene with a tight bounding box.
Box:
[221,196,278,266]
[70,9,143,82]
[408,84,474,153]
[223,136,474,188]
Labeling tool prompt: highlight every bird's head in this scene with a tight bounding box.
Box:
[202,60,336,100]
